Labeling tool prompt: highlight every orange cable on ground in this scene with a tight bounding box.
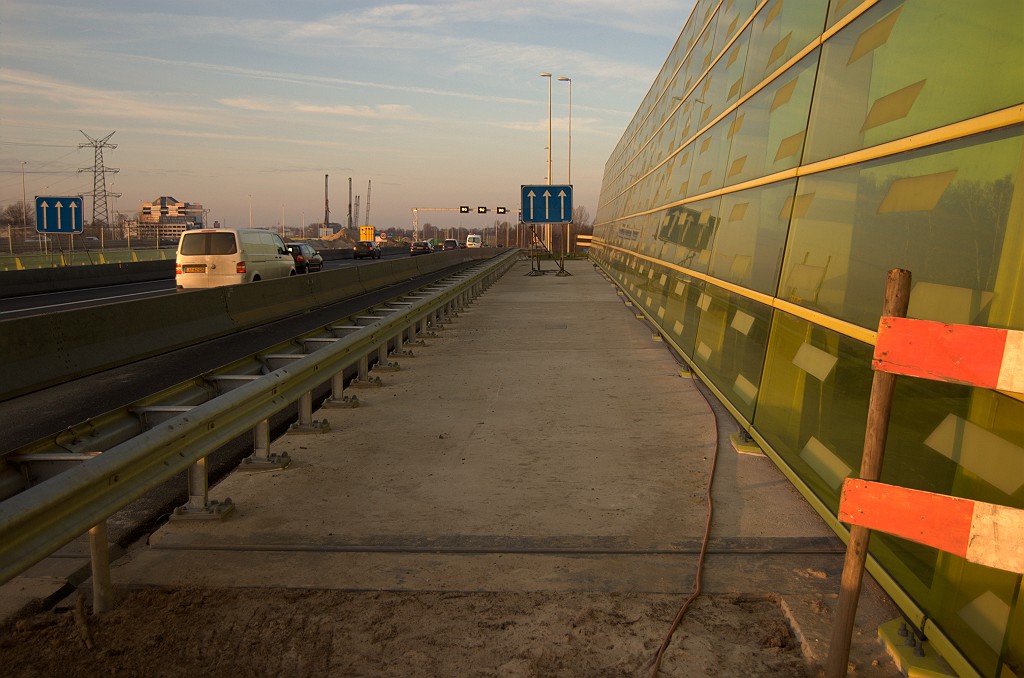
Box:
[649,354,720,676]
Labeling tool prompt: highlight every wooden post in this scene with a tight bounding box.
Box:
[825,268,911,676]
[89,521,113,613]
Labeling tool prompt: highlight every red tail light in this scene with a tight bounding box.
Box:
[295,255,305,263]
[175,263,182,274]
[236,261,247,273]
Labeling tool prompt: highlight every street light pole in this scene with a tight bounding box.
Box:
[540,72,552,250]
[558,77,571,185]
[558,76,572,257]
[248,194,253,228]
[540,73,552,184]
[16,161,27,255]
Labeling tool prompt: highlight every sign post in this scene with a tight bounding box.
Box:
[520,184,573,277]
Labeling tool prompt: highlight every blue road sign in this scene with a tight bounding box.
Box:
[35,196,84,233]
[521,185,572,224]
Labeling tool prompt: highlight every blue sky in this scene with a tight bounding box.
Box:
[1,1,694,233]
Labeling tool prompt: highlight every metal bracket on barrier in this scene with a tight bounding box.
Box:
[349,376,384,389]
[288,419,330,434]
[171,498,235,520]
[323,394,360,408]
[373,361,401,372]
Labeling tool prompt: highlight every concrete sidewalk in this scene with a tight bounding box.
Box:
[98,257,901,673]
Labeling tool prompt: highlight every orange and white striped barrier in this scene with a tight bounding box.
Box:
[873,317,1024,394]
[839,479,1024,574]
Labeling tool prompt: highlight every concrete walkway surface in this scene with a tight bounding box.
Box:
[7,257,905,674]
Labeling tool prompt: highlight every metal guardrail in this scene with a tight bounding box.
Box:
[0,249,518,608]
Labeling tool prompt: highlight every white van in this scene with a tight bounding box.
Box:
[465,234,482,248]
[175,228,295,289]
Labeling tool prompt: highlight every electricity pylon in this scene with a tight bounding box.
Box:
[78,131,120,228]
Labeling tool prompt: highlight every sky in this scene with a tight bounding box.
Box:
[1,1,694,233]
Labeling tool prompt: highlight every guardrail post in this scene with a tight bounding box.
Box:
[288,391,329,434]
[324,369,359,408]
[350,350,383,389]
[89,521,113,613]
[242,418,291,470]
[171,455,235,519]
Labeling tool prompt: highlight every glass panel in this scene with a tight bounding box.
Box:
[665,143,695,204]
[779,125,1024,330]
[692,289,771,421]
[742,0,829,94]
[755,311,870,509]
[807,0,1024,163]
[688,119,732,195]
[826,0,862,29]
[724,50,818,186]
[713,0,759,58]
[711,179,797,295]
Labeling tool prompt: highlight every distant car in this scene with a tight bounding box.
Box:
[441,239,459,251]
[353,240,381,259]
[287,242,324,273]
[466,234,482,248]
[410,241,432,256]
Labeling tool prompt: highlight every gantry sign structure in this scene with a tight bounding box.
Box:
[410,206,515,241]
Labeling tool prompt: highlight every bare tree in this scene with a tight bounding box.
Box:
[0,201,34,227]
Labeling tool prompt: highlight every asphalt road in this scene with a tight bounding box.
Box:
[0,248,414,319]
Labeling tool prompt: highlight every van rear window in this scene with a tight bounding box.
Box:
[180,232,237,255]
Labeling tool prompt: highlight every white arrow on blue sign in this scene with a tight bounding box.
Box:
[521,185,572,224]
[35,196,85,234]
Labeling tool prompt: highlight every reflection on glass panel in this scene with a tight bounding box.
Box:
[826,0,862,29]
[807,0,1024,163]
[779,125,1024,330]
[656,196,720,273]
[662,273,704,357]
[667,137,695,203]
[688,119,732,195]
[691,289,771,421]
[711,179,797,294]
[755,311,870,510]
[742,0,829,93]
[725,51,818,186]
[713,0,758,57]
[633,260,672,324]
